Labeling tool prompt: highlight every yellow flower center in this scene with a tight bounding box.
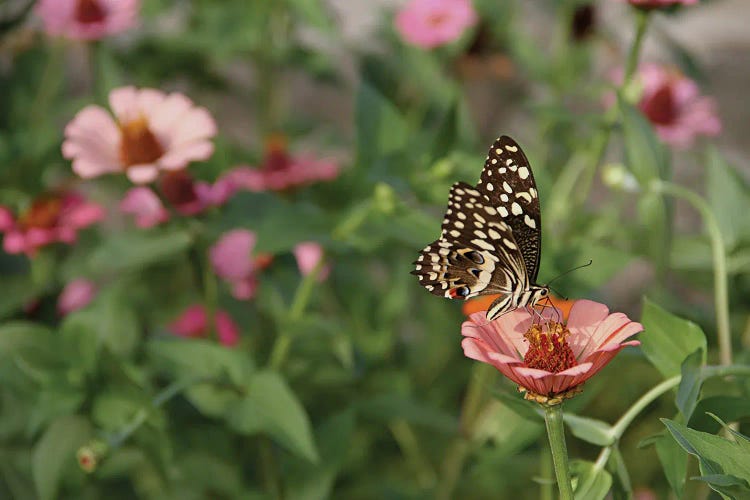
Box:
[118,117,164,167]
[523,322,578,373]
[75,0,106,24]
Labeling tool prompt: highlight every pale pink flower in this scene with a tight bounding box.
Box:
[168,304,240,347]
[57,278,98,315]
[158,170,236,216]
[36,0,140,41]
[227,135,339,193]
[610,64,721,148]
[63,86,217,184]
[0,192,104,256]
[120,187,169,228]
[462,300,643,403]
[210,229,260,300]
[395,0,478,49]
[625,0,696,9]
[293,242,330,281]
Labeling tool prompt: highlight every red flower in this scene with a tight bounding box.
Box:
[227,135,339,193]
[0,192,104,256]
[168,304,240,347]
[462,300,642,404]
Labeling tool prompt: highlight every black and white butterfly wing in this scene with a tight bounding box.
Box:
[412,135,544,317]
[412,182,529,300]
[476,136,542,282]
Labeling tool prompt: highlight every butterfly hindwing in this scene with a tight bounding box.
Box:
[412,190,528,300]
[476,136,542,282]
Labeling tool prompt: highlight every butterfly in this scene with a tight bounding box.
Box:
[412,135,549,320]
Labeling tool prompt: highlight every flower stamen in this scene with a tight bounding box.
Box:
[119,117,164,167]
[74,0,107,25]
[523,322,578,374]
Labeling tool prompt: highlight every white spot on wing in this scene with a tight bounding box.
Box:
[499,206,509,217]
[511,202,523,215]
[503,182,512,193]
[518,166,529,179]
[524,215,537,229]
[505,145,518,152]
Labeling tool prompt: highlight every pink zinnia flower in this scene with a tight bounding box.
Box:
[227,135,339,193]
[293,241,330,281]
[120,187,169,228]
[0,192,104,256]
[168,304,240,347]
[625,0,696,9]
[57,278,98,315]
[35,0,140,41]
[395,0,478,49]
[462,300,643,405]
[63,86,217,184]
[210,229,267,300]
[610,64,721,148]
[158,170,236,216]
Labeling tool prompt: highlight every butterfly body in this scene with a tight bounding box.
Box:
[412,136,549,320]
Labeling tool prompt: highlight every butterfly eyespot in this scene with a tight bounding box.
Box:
[449,286,470,298]
[465,250,484,264]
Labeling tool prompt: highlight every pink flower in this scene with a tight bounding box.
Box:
[395,0,478,49]
[57,278,98,315]
[462,300,643,404]
[168,304,240,347]
[158,170,236,216]
[227,135,339,193]
[293,242,330,281]
[35,0,140,41]
[0,192,104,256]
[610,64,721,148]
[210,229,260,300]
[63,86,217,184]
[625,0,696,9]
[120,187,169,228]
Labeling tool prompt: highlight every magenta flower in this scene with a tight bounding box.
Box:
[210,229,260,300]
[395,0,478,49]
[462,300,643,404]
[227,135,339,193]
[35,0,140,41]
[120,187,169,228]
[57,279,98,315]
[158,170,236,216]
[610,64,721,148]
[168,304,240,347]
[0,192,104,256]
[293,242,330,282]
[625,0,696,9]
[63,86,217,184]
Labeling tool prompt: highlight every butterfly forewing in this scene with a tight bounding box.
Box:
[476,136,542,281]
[413,135,547,318]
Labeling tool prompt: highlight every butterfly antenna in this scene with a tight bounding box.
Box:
[546,260,593,286]
[548,284,567,301]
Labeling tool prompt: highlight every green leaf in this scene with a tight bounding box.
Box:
[694,474,750,499]
[79,229,193,276]
[564,414,614,447]
[32,415,92,500]
[620,99,669,186]
[706,146,750,251]
[226,370,319,462]
[662,419,750,496]
[570,459,612,500]
[690,397,750,434]
[355,393,458,433]
[652,431,687,498]
[676,349,704,420]
[355,82,408,168]
[639,298,706,378]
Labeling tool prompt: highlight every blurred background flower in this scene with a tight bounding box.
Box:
[395,0,478,49]
[35,0,140,40]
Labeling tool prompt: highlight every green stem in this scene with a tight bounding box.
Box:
[109,376,210,448]
[610,375,681,441]
[259,437,283,500]
[540,441,554,500]
[389,419,437,489]
[544,405,574,500]
[436,363,495,500]
[268,259,324,369]
[653,181,732,366]
[625,11,650,81]
[29,41,64,128]
[609,445,632,495]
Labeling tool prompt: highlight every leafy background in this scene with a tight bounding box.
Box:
[0,0,749,499]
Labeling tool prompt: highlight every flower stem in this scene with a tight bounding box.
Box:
[268,260,323,369]
[610,375,681,441]
[389,419,437,488]
[653,180,732,366]
[109,376,211,449]
[625,11,650,81]
[544,404,574,500]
